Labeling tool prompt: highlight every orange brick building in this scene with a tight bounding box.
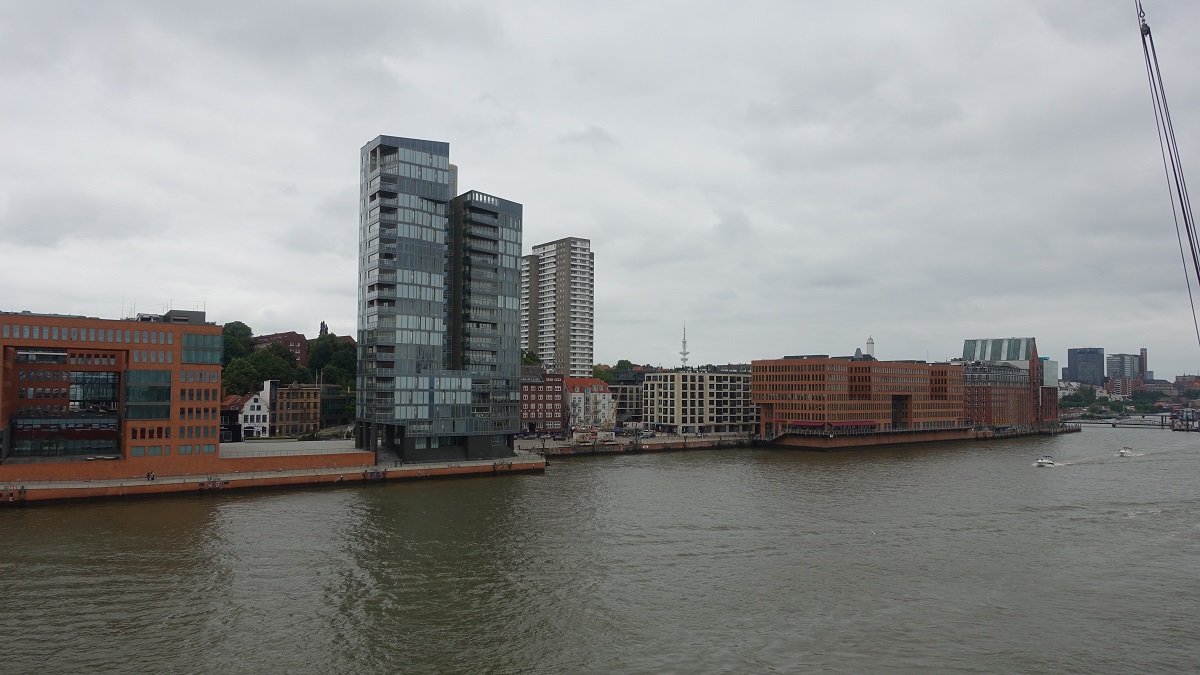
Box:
[1,310,372,486]
[751,355,965,438]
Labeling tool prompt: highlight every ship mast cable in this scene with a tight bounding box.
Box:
[1137,1,1200,352]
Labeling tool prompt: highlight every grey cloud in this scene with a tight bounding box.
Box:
[557,125,618,147]
[3,0,1200,376]
[0,191,153,248]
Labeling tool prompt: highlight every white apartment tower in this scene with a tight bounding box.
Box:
[521,237,594,377]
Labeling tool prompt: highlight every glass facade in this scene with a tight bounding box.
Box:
[356,136,521,459]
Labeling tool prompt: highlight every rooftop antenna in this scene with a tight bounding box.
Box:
[680,323,690,369]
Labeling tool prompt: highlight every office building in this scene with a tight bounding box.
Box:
[1,309,223,462]
[520,237,594,377]
[355,135,521,461]
[1107,353,1141,380]
[1041,358,1059,387]
[1064,347,1105,386]
[752,355,962,437]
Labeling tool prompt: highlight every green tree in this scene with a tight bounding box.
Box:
[346,397,356,420]
[1109,400,1125,413]
[263,342,298,368]
[592,364,612,383]
[309,333,357,386]
[247,349,294,383]
[222,321,253,367]
[320,364,354,391]
[223,358,263,396]
[521,349,541,366]
[1131,390,1164,404]
[294,366,314,384]
[614,359,634,371]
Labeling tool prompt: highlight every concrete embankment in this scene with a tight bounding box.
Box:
[0,454,545,507]
[541,425,1082,457]
[544,437,750,457]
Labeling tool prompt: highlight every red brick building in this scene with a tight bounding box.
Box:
[751,354,965,437]
[252,331,308,366]
[0,310,372,488]
[520,372,566,434]
[960,338,1059,430]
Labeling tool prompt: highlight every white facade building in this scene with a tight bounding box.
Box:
[643,371,759,435]
[238,392,270,439]
[565,377,616,429]
[521,237,594,378]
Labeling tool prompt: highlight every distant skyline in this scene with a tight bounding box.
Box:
[3,1,1200,377]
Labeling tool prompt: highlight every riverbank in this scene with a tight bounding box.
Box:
[538,425,1081,457]
[0,451,545,507]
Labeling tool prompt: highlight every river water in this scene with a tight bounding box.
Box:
[1,427,1198,674]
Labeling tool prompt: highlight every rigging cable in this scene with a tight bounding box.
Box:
[1137,1,1200,353]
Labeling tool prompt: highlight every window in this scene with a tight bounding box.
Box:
[179,445,192,455]
[203,444,216,454]
[148,446,162,456]
[130,446,145,457]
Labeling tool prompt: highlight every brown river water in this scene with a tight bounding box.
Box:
[1,426,1198,674]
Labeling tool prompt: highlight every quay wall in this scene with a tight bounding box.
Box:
[2,456,545,507]
[0,451,377,483]
[544,425,1081,457]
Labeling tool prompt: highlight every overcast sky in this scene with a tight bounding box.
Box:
[3,1,1200,378]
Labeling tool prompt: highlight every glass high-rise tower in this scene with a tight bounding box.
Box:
[356,136,521,461]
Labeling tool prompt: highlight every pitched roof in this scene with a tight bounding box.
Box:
[564,377,611,394]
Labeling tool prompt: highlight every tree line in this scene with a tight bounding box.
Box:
[220,321,356,398]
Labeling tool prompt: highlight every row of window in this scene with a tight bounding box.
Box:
[16,387,67,399]
[129,444,217,456]
[2,324,175,345]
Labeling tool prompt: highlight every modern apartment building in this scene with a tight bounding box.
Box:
[751,356,962,437]
[1064,347,1105,386]
[355,135,521,462]
[610,368,648,427]
[645,370,758,435]
[520,237,594,378]
[0,309,223,463]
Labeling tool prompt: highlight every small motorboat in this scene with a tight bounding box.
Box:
[1035,456,1056,467]
[1118,447,1134,457]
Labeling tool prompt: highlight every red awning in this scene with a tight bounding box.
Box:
[828,421,878,427]
[782,420,824,426]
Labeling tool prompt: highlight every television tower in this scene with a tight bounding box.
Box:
[680,323,690,368]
